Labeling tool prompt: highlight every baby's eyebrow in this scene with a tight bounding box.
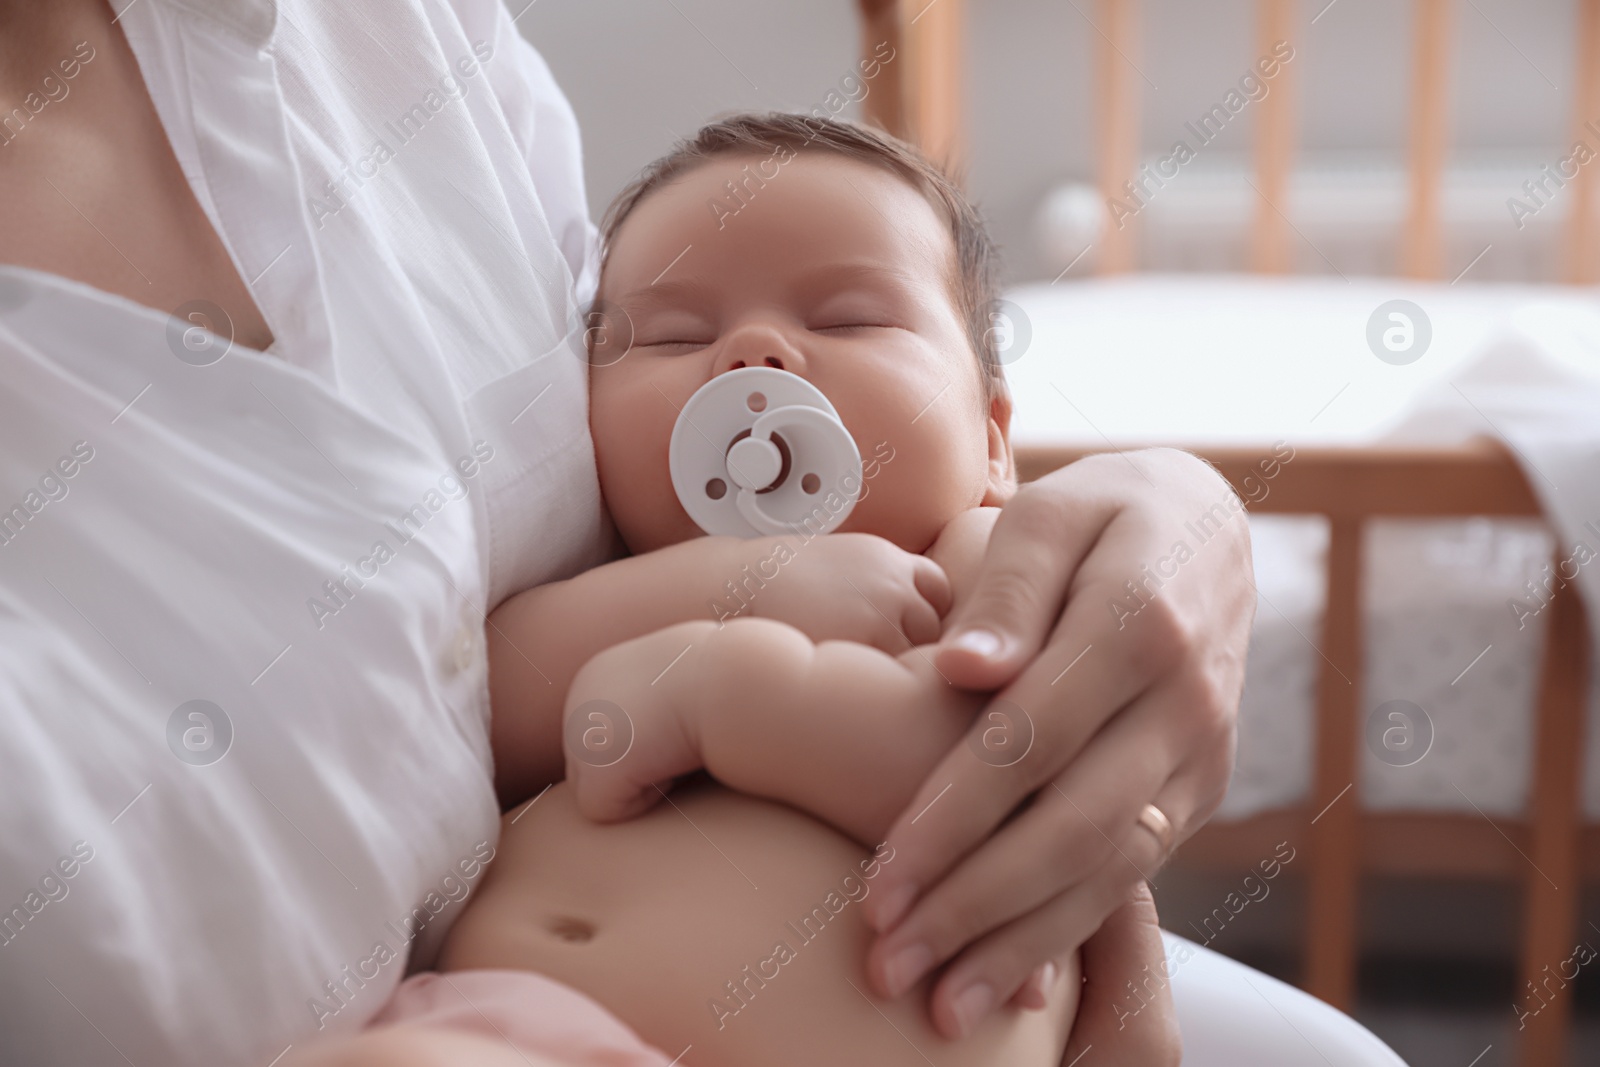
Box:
[796,262,919,294]
[617,278,717,312]
[615,262,921,312]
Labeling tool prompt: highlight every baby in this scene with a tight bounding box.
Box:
[302,113,1080,1067]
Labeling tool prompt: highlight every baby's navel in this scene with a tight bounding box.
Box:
[545,915,597,944]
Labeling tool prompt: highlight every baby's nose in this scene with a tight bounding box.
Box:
[715,323,806,377]
[722,353,786,372]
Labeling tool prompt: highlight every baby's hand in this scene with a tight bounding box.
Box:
[562,620,725,823]
[741,532,951,652]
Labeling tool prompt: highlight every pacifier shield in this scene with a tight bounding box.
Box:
[669,367,863,538]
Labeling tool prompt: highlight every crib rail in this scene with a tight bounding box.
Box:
[1015,440,1589,1067]
[859,0,1600,282]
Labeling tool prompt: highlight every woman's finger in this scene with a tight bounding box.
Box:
[875,768,1194,1027]
[921,776,1194,1039]
[865,687,1182,999]
[1065,882,1183,1066]
[913,825,1161,1041]
[860,583,1189,938]
[1010,961,1058,1010]
[932,471,1118,690]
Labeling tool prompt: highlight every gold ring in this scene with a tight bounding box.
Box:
[1136,803,1175,855]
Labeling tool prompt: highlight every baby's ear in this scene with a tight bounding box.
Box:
[981,385,1016,506]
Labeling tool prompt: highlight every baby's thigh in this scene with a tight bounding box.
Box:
[442,779,1075,1067]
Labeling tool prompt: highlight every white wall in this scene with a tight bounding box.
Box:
[518,0,1578,284]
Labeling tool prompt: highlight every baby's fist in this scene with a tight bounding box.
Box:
[562,622,713,822]
[745,533,950,652]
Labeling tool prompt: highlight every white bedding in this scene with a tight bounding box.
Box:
[1001,275,1600,820]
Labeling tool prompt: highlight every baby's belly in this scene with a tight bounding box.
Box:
[440,779,1073,1067]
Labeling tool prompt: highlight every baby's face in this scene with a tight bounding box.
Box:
[588,150,1013,555]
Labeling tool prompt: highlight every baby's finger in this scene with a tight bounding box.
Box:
[911,554,954,619]
[563,762,669,824]
[900,591,944,648]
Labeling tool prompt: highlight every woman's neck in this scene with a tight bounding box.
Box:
[0,1,101,101]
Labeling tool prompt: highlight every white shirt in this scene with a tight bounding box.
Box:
[0,2,605,1064]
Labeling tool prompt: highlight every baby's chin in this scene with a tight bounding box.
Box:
[604,475,955,556]
[611,507,711,556]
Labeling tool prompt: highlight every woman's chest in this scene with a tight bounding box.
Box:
[0,8,275,352]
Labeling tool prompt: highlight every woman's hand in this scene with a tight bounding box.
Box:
[859,448,1253,1038]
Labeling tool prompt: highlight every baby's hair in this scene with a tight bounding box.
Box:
[597,111,1006,402]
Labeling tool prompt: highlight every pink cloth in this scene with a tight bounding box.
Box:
[369,969,676,1066]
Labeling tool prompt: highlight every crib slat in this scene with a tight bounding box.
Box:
[1401,0,1453,278]
[1096,0,1140,274]
[1304,516,1363,1010]
[857,0,908,140]
[1516,578,1589,1067]
[1567,0,1600,283]
[1015,442,1542,518]
[903,0,966,177]
[1251,0,1297,273]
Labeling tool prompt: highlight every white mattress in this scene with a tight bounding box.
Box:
[1001,275,1600,820]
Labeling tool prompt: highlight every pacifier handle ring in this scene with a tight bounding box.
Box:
[735,405,862,536]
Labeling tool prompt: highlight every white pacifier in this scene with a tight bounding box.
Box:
[669,367,863,538]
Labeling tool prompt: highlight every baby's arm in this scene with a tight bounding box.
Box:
[564,509,1000,846]
[490,532,950,806]
[567,618,976,845]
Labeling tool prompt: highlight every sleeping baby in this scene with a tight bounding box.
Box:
[296,112,1083,1067]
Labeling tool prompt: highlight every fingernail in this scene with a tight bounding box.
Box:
[871,881,918,932]
[881,943,934,998]
[950,628,1003,659]
[1028,961,1059,1005]
[950,982,995,1037]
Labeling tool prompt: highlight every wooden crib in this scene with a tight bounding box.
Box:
[853,2,1598,1064]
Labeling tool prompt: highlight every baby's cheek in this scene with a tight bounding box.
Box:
[890,426,987,547]
[590,392,680,551]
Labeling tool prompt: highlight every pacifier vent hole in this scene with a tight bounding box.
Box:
[705,478,727,500]
[746,392,767,412]
[801,473,821,494]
